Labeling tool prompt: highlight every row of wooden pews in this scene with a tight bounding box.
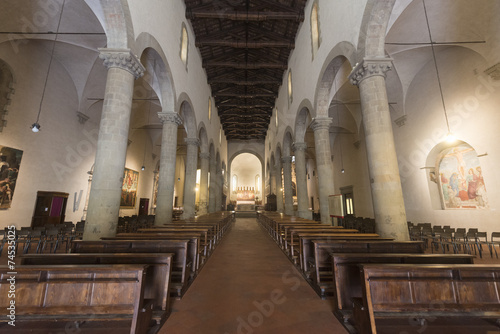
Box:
[257,211,500,334]
[0,212,234,334]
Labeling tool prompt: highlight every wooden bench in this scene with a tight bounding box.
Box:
[297,234,393,272]
[330,253,475,323]
[282,226,358,253]
[310,240,425,298]
[19,253,173,324]
[0,264,154,334]
[70,239,192,298]
[107,234,203,272]
[353,264,500,334]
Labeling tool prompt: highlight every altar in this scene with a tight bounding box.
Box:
[236,187,256,211]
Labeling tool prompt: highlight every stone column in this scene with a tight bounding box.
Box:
[349,57,408,240]
[293,142,312,219]
[198,152,210,215]
[282,156,294,215]
[181,138,199,219]
[83,49,144,241]
[275,159,284,213]
[155,112,182,225]
[215,165,223,212]
[311,117,334,225]
[208,156,216,213]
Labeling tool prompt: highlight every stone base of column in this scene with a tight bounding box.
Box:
[298,210,313,220]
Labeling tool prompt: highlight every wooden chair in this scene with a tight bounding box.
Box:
[490,232,500,258]
[474,232,492,258]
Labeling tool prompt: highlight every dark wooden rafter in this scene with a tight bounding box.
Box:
[184,0,307,140]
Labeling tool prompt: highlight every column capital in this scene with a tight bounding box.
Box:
[185,137,200,146]
[349,57,394,86]
[310,117,332,132]
[157,112,182,126]
[281,156,293,164]
[199,152,211,160]
[98,48,145,79]
[292,142,307,152]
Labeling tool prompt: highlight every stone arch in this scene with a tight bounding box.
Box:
[358,0,397,58]
[178,93,197,139]
[294,104,313,143]
[198,123,209,154]
[136,34,176,113]
[84,0,135,50]
[282,127,294,157]
[315,54,348,118]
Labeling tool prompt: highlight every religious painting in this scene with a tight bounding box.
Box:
[121,168,139,208]
[438,143,487,209]
[236,187,255,201]
[0,145,23,210]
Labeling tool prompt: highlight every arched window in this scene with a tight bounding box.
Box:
[208,97,212,121]
[232,175,238,192]
[180,24,189,68]
[255,174,260,193]
[310,1,321,60]
[287,70,293,105]
[435,142,487,209]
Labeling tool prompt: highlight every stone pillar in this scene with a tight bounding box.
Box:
[155,112,182,225]
[198,152,210,215]
[311,117,334,225]
[270,168,276,195]
[208,156,216,213]
[215,165,222,212]
[275,159,284,213]
[293,142,312,219]
[181,138,200,219]
[349,57,408,240]
[84,49,144,240]
[282,156,294,215]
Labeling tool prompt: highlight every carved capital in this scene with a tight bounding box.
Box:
[310,117,332,132]
[292,142,307,152]
[199,152,211,160]
[98,48,145,79]
[185,138,200,146]
[349,57,394,86]
[158,112,182,126]
[76,111,89,124]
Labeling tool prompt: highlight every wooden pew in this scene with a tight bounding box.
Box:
[0,264,154,334]
[309,240,424,297]
[70,239,192,298]
[353,264,500,334]
[19,253,173,325]
[330,253,475,323]
[283,226,358,253]
[107,234,203,272]
[297,233,393,272]
[138,227,212,256]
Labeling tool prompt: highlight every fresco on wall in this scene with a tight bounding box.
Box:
[121,168,139,208]
[438,143,487,209]
[0,145,23,210]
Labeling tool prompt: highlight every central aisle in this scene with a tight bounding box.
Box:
[159,218,348,334]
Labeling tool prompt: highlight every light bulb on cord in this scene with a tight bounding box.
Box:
[141,165,145,171]
[31,123,41,132]
[445,132,456,143]
[341,168,345,174]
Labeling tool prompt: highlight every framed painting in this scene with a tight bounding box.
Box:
[0,145,23,210]
[120,168,139,208]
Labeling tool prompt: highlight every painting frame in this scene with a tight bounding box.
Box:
[120,168,139,209]
[0,145,23,210]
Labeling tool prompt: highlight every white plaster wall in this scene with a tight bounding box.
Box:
[395,46,500,234]
[0,41,99,228]
[127,0,227,170]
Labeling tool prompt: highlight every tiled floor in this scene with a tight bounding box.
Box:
[159,218,347,334]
